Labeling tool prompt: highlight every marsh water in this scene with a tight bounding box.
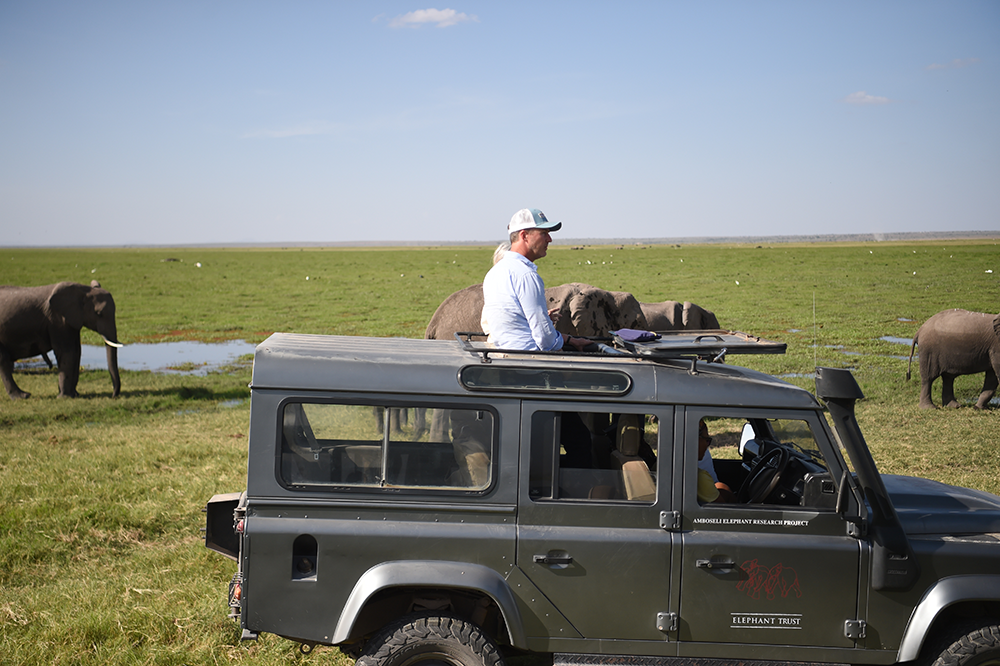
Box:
[14,340,257,376]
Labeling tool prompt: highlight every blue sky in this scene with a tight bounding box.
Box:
[1,1,997,246]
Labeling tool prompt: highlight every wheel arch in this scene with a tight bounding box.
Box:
[331,560,527,649]
[898,575,1000,662]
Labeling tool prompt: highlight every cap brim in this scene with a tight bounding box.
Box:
[538,221,562,232]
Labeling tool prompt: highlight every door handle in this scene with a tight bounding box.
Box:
[696,558,735,570]
[534,554,573,565]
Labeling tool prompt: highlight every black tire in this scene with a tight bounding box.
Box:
[356,614,505,666]
[931,622,1000,666]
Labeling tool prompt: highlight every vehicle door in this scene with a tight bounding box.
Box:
[674,408,864,656]
[516,401,675,646]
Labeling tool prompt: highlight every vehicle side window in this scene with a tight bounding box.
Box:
[695,416,836,509]
[529,411,657,502]
[280,402,494,492]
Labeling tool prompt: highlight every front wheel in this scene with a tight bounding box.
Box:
[932,623,1000,666]
[356,614,505,666]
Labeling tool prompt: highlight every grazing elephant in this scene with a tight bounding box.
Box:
[0,281,122,399]
[640,300,720,331]
[907,309,1000,410]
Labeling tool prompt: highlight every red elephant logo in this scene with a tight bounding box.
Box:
[737,559,801,600]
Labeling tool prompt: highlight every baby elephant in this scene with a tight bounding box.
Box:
[907,308,1000,409]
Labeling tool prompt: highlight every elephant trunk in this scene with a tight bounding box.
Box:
[104,339,121,397]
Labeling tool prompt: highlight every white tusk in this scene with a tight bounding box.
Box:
[103,338,124,348]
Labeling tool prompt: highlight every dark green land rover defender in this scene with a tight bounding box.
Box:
[205,331,1000,666]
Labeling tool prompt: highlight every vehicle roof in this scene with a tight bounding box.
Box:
[250,332,820,409]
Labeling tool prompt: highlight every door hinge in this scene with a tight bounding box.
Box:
[845,619,867,640]
[657,611,678,633]
[845,518,865,538]
[660,511,681,531]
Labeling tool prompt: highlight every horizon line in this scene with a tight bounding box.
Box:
[2,229,998,250]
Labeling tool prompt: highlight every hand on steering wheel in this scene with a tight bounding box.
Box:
[738,446,789,504]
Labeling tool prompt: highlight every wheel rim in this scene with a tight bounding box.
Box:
[399,651,466,666]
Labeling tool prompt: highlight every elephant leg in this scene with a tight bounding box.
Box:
[389,408,404,434]
[412,408,427,440]
[940,373,960,409]
[918,376,937,409]
[57,361,81,398]
[0,345,31,399]
[429,409,449,442]
[52,331,83,398]
[975,368,999,410]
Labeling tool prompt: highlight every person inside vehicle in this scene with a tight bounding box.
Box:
[698,419,736,503]
[482,208,590,352]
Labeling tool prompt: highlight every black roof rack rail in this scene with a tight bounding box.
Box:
[453,332,634,363]
[453,329,786,368]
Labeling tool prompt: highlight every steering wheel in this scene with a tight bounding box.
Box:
[738,446,789,504]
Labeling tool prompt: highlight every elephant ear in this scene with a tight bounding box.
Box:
[608,290,648,330]
[47,282,86,330]
[683,302,721,330]
[568,287,617,337]
[544,283,585,309]
[544,283,587,334]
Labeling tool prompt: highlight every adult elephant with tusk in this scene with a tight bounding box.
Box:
[0,280,122,399]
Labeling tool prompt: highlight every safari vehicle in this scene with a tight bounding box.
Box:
[205,331,1000,666]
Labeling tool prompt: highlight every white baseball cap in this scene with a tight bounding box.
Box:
[508,208,562,234]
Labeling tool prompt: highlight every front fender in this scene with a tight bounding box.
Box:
[897,574,1000,662]
[331,560,527,648]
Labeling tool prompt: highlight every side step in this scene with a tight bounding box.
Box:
[556,656,848,666]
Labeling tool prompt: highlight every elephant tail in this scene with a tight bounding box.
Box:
[906,334,917,381]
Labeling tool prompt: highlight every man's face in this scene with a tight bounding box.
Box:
[521,228,552,261]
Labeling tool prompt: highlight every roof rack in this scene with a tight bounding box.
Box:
[454,329,786,370]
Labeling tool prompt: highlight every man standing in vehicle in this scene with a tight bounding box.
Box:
[482,208,589,352]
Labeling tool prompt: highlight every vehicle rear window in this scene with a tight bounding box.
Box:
[279,402,494,493]
[460,366,631,395]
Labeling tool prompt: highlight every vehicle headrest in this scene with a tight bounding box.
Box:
[617,414,643,457]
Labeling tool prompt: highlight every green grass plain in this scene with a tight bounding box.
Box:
[1,239,999,665]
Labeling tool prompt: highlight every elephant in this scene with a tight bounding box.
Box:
[0,280,122,399]
[424,284,486,342]
[639,300,720,331]
[425,282,719,342]
[906,308,1000,409]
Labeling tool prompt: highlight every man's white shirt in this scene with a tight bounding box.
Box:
[482,251,562,351]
